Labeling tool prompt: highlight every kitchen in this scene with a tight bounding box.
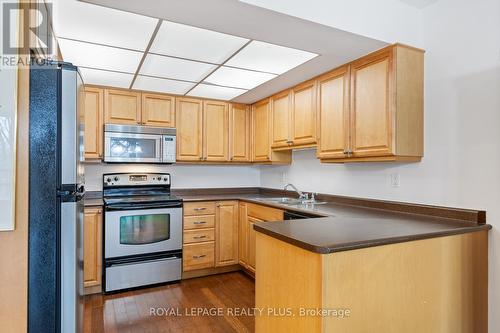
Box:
[1,0,499,332]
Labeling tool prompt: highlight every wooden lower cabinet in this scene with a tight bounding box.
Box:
[240,203,284,274]
[215,201,239,267]
[83,207,102,295]
[183,242,215,271]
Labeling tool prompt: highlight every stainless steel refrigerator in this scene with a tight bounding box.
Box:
[28,61,85,333]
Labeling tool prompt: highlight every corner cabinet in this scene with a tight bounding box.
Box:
[318,44,424,163]
[84,207,103,295]
[83,87,104,161]
[251,99,291,164]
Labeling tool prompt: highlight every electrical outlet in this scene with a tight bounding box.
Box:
[390,173,401,188]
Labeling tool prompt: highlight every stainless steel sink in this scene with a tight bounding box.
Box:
[259,197,327,206]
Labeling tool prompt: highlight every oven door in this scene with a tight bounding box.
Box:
[104,132,162,163]
[105,204,182,259]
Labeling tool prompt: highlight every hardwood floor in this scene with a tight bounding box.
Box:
[84,272,255,333]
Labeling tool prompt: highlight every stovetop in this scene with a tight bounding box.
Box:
[104,194,182,206]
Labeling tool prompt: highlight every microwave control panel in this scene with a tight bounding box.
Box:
[163,135,176,163]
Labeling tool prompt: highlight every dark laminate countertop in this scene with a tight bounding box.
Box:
[84,189,491,254]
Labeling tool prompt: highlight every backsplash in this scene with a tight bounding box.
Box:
[84,163,260,191]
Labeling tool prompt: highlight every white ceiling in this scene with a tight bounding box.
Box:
[52,0,320,101]
[63,0,387,103]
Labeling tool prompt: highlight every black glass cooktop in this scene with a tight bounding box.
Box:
[104,194,182,205]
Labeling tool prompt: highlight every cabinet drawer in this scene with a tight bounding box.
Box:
[184,201,216,216]
[184,215,215,230]
[183,242,215,271]
[183,228,215,244]
[247,203,284,221]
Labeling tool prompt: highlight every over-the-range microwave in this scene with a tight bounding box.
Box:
[104,124,176,164]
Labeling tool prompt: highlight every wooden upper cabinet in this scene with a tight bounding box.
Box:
[252,99,271,162]
[84,207,102,294]
[350,48,393,158]
[83,87,104,160]
[203,100,229,162]
[291,80,317,148]
[215,201,239,267]
[270,90,292,149]
[104,89,141,125]
[316,66,350,160]
[320,44,424,163]
[229,104,251,162]
[142,93,175,127]
[176,97,203,161]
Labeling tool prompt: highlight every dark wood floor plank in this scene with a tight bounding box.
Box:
[84,272,255,333]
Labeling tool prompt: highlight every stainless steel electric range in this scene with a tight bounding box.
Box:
[103,173,182,292]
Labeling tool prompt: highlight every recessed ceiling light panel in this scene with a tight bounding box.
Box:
[225,40,318,74]
[139,54,217,82]
[51,0,158,50]
[204,66,277,90]
[58,39,143,73]
[79,68,134,88]
[187,84,247,101]
[133,75,195,95]
[150,21,249,64]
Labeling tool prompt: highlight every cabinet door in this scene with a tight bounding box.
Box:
[252,99,271,162]
[246,216,261,273]
[350,49,394,157]
[215,201,239,266]
[83,87,103,160]
[238,202,248,267]
[203,100,229,161]
[270,91,291,149]
[84,208,102,294]
[176,97,203,161]
[316,66,350,159]
[142,93,175,127]
[291,80,317,147]
[104,89,141,125]
[229,104,250,162]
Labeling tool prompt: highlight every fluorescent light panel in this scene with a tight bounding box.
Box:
[226,40,318,74]
[204,66,277,90]
[79,68,134,88]
[58,39,143,73]
[51,0,158,51]
[133,75,195,95]
[139,53,217,82]
[150,21,249,64]
[187,84,247,100]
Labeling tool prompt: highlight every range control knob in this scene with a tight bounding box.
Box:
[106,177,112,183]
[164,177,168,182]
[114,176,119,182]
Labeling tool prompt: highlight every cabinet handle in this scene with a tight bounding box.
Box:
[193,207,207,211]
[193,254,206,259]
[193,221,207,225]
[199,156,203,160]
[193,235,207,239]
[286,140,293,144]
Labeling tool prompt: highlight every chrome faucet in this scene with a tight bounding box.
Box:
[284,183,308,200]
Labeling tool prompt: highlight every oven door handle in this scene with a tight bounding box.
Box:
[105,202,182,211]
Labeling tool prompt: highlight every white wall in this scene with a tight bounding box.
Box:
[84,163,260,191]
[260,0,500,330]
[240,0,423,47]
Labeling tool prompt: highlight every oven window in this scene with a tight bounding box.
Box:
[119,214,170,245]
[109,137,157,159]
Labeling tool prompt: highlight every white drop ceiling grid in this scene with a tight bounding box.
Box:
[52,0,318,100]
